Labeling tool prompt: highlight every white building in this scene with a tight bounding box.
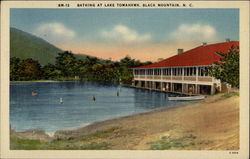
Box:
[132,41,239,95]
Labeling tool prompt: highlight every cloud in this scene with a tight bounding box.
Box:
[170,23,217,42]
[100,24,151,44]
[34,22,75,44]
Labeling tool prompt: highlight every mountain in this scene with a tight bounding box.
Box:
[10,27,63,65]
[10,27,106,65]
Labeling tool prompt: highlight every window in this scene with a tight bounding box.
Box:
[204,67,209,76]
[190,68,193,76]
[190,67,196,76]
[184,67,197,76]
[147,69,153,75]
[179,68,183,76]
[173,68,182,76]
[198,67,209,76]
[172,68,176,76]
[193,67,197,76]
[163,69,166,76]
[134,70,138,75]
[140,69,145,75]
[167,68,171,76]
[154,69,161,75]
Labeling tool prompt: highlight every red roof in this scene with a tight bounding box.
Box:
[134,41,239,69]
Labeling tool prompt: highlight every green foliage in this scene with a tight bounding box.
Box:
[10,51,152,83]
[42,63,60,80]
[209,46,239,88]
[149,135,197,150]
[10,27,153,83]
[10,57,43,81]
[19,58,43,80]
[55,51,78,77]
[119,67,133,84]
[10,136,46,150]
[10,127,120,150]
[223,92,239,98]
[91,63,119,83]
[119,55,145,68]
[10,57,21,81]
[118,56,152,84]
[78,142,110,150]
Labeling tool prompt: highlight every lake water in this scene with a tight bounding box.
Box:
[10,81,188,134]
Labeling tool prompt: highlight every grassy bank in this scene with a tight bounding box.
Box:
[10,92,239,150]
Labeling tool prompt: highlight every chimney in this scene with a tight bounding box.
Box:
[226,38,230,42]
[177,49,184,55]
[202,42,207,46]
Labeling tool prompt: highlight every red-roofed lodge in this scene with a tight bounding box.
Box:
[132,40,239,95]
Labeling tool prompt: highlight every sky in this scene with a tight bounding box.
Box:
[10,9,239,62]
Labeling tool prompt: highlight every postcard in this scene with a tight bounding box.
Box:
[0,1,249,159]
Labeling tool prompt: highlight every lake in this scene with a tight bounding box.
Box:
[10,81,188,134]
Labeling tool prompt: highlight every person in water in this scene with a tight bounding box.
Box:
[60,98,63,104]
[31,92,38,96]
[92,96,96,101]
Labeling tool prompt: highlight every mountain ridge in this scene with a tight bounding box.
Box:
[10,27,92,65]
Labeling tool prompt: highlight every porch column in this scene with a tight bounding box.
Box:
[170,68,173,82]
[161,68,163,80]
[196,67,199,82]
[152,68,155,79]
[182,67,184,81]
[211,84,214,95]
[195,84,198,94]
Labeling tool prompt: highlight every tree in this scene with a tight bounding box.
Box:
[18,58,43,80]
[10,57,21,81]
[55,51,78,77]
[120,56,136,67]
[42,63,60,79]
[92,63,119,82]
[209,46,239,88]
[119,67,133,84]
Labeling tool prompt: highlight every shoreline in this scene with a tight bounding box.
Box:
[11,92,239,150]
[12,99,192,136]
[12,105,183,136]
[10,80,76,83]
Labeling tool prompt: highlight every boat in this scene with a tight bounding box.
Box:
[167,95,205,101]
